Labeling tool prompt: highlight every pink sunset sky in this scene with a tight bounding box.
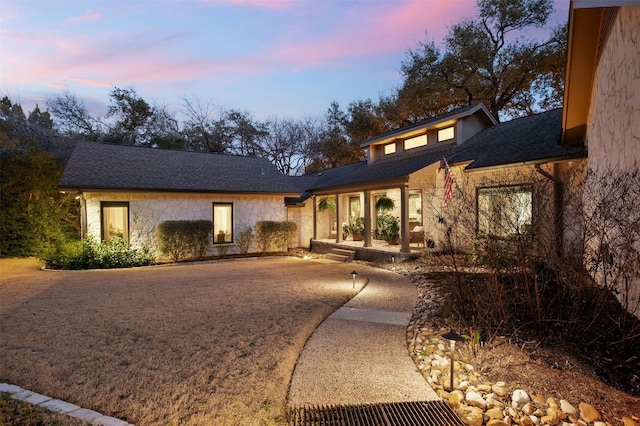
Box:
[0,0,570,120]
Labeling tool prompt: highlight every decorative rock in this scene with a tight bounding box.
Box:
[560,400,577,416]
[466,391,487,409]
[541,414,561,426]
[522,403,534,415]
[547,406,567,422]
[578,403,601,423]
[492,383,509,397]
[594,422,607,426]
[457,406,484,426]
[547,397,559,408]
[488,420,510,426]
[512,389,530,405]
[448,390,465,408]
[530,415,540,425]
[532,395,546,405]
[622,418,638,426]
[486,407,504,420]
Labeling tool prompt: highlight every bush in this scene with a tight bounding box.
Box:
[236,227,253,254]
[157,220,212,262]
[41,237,155,270]
[255,221,296,253]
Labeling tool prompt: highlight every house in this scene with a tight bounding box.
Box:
[59,104,587,264]
[58,141,301,258]
[295,106,586,261]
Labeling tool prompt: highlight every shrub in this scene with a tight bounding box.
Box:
[255,221,297,253]
[236,227,253,254]
[157,220,212,262]
[41,237,155,270]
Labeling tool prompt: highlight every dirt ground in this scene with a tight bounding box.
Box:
[0,257,360,425]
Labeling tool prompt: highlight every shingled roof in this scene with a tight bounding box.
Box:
[59,141,300,194]
[448,108,587,170]
[301,108,587,194]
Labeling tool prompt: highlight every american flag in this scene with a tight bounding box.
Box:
[443,157,455,206]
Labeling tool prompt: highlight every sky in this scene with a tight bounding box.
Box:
[1,0,570,122]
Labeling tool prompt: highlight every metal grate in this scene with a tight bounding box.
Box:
[289,400,465,426]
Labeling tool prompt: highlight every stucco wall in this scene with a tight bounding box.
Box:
[587,6,640,172]
[83,192,288,259]
[585,7,640,316]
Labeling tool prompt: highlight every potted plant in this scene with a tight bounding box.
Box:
[348,216,365,241]
[376,214,400,244]
[375,196,395,213]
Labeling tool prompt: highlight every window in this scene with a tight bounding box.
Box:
[408,192,422,224]
[101,202,129,244]
[213,202,233,243]
[477,185,532,237]
[384,143,396,155]
[404,134,427,150]
[349,196,361,218]
[438,126,455,142]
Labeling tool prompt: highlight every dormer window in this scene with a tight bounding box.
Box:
[404,134,427,150]
[384,143,396,155]
[438,126,455,142]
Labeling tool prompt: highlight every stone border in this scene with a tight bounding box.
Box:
[0,383,133,426]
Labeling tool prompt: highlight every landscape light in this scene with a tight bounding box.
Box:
[441,330,465,390]
[351,270,357,288]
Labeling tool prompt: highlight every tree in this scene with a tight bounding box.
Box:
[47,90,100,141]
[261,116,320,175]
[104,87,155,146]
[396,0,565,122]
[306,102,364,172]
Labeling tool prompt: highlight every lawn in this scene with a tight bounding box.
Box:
[0,257,360,425]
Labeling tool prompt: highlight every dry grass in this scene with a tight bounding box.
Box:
[0,257,360,425]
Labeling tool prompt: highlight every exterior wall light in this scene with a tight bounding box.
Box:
[441,330,465,391]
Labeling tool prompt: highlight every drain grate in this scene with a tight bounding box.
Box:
[288,400,465,426]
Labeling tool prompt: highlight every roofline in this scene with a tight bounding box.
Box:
[459,153,588,173]
[308,176,410,196]
[361,103,497,147]
[58,186,302,197]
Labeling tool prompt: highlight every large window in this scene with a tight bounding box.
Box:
[477,185,532,237]
[437,126,455,142]
[213,202,233,243]
[408,192,422,224]
[404,134,427,150]
[101,202,129,244]
[349,196,361,218]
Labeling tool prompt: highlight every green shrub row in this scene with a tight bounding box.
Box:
[255,221,296,253]
[41,237,155,270]
[157,220,212,262]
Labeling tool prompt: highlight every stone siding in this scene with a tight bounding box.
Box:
[587,6,640,172]
[84,192,288,259]
[586,6,640,317]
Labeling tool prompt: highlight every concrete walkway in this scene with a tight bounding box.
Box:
[288,264,439,407]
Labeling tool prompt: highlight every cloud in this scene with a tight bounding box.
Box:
[68,10,101,23]
[198,0,292,10]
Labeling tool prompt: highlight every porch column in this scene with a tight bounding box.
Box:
[335,194,341,243]
[312,196,317,241]
[364,190,372,247]
[400,186,410,253]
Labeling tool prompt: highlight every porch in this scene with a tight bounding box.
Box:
[310,238,431,263]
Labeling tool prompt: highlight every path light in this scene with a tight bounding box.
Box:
[441,330,465,391]
[351,271,358,288]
